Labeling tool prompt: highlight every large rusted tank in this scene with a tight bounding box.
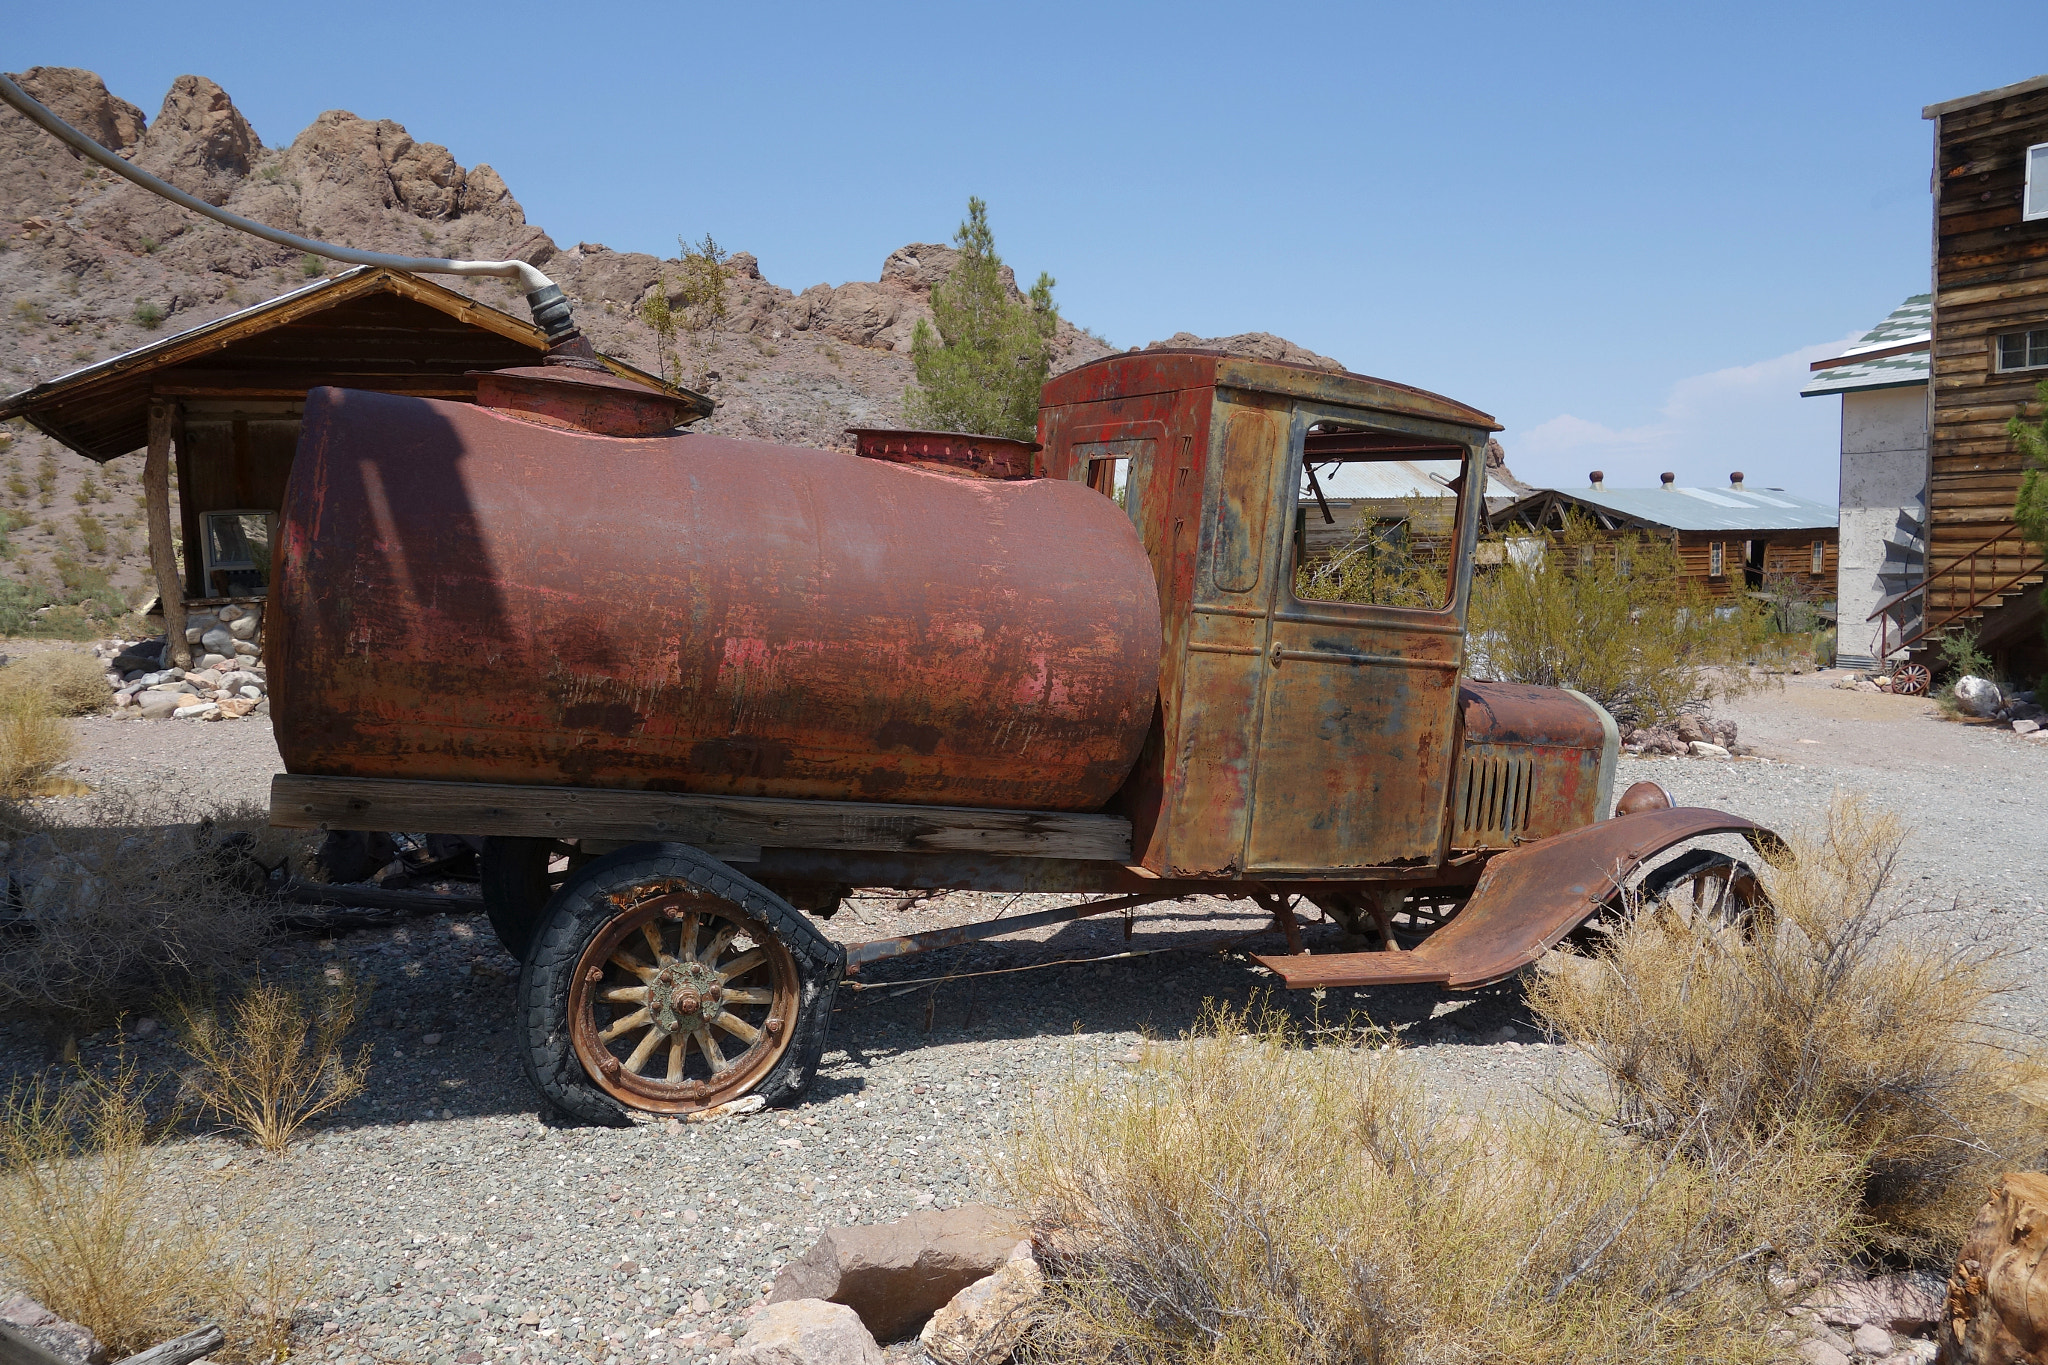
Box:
[269,388,1162,811]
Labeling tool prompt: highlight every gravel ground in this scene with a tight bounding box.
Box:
[0,666,2042,1363]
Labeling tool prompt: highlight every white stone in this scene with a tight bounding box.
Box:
[232,640,260,657]
[227,614,259,640]
[731,1299,882,1365]
[1850,1324,1892,1355]
[1795,1340,1850,1365]
[216,604,244,623]
[239,686,261,701]
[199,653,230,669]
[1954,675,2002,717]
[200,627,234,655]
[1688,741,1731,758]
[920,1253,1044,1365]
[172,702,219,720]
[2014,718,2041,735]
[112,692,134,708]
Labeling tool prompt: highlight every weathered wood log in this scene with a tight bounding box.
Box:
[143,399,190,670]
[114,1324,224,1365]
[1938,1171,2047,1365]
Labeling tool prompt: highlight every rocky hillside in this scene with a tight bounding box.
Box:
[0,66,1360,607]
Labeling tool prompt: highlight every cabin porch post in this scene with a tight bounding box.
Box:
[144,397,190,669]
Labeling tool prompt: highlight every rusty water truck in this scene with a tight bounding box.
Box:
[0,71,1780,1124]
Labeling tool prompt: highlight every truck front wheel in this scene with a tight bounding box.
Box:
[518,843,844,1125]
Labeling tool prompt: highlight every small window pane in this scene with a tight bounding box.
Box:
[2033,329,2048,368]
[2002,334,2025,369]
[2027,142,2048,221]
[1811,540,1825,575]
[1709,541,1724,577]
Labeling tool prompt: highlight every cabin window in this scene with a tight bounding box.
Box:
[1996,328,2048,372]
[1811,540,1826,576]
[201,510,274,598]
[1709,541,1724,577]
[2027,142,2048,222]
[1290,424,1464,611]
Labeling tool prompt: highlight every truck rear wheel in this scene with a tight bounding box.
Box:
[518,843,844,1125]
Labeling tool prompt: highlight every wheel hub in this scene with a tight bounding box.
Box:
[647,959,724,1036]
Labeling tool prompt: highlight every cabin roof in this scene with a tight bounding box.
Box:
[0,266,707,462]
[1923,74,2048,119]
[1494,484,1839,534]
[1800,294,1932,396]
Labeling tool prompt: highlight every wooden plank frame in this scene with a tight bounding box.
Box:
[269,775,1133,864]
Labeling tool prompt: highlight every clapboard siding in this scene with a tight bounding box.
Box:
[1927,79,2048,639]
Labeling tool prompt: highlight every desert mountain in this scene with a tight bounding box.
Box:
[0,66,1368,605]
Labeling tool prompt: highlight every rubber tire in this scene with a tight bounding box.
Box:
[480,836,560,960]
[518,842,845,1127]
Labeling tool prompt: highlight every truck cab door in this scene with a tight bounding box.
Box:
[1242,410,1479,872]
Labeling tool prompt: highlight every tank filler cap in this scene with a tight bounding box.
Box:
[472,363,713,438]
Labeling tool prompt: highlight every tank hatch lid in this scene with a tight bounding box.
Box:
[846,428,1040,479]
[473,357,712,437]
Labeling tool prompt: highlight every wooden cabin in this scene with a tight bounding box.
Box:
[1918,74,2048,679]
[0,267,705,666]
[1489,473,1839,603]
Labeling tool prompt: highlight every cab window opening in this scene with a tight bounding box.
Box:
[1290,422,1464,612]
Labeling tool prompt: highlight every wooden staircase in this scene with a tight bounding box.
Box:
[1881,525,2047,668]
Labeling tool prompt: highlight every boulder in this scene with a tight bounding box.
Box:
[1688,740,1730,758]
[1803,1271,1944,1336]
[1954,676,2003,718]
[1675,714,1709,744]
[227,613,259,640]
[200,626,234,655]
[2014,719,2040,735]
[1937,1171,2048,1365]
[136,694,181,720]
[919,1247,1043,1365]
[0,1291,105,1364]
[731,1299,882,1365]
[767,1205,1030,1342]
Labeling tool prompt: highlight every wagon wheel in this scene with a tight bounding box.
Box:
[1891,662,1931,697]
[1637,848,1772,937]
[520,843,843,1124]
[480,836,591,960]
[569,894,800,1112]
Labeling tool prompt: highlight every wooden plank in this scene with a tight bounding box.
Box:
[270,775,1133,863]
[114,1325,225,1365]
[143,400,189,668]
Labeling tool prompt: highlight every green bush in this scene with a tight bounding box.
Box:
[1469,511,1769,726]
[904,197,1059,442]
[130,302,165,330]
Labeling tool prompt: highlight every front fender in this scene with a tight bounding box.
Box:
[1252,807,1781,991]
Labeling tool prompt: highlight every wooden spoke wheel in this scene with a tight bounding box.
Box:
[1891,662,1931,697]
[569,891,801,1113]
[1639,848,1772,935]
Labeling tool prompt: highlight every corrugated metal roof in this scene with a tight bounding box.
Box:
[1565,484,1838,532]
[1309,458,1456,500]
[1800,294,1931,396]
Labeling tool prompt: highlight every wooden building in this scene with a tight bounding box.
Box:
[0,267,703,666]
[1917,75,2048,678]
[1489,472,1839,602]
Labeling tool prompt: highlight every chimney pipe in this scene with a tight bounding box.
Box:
[1729,471,1745,488]
[1588,470,1605,489]
[1660,471,1675,487]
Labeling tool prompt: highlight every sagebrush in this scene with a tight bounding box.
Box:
[0,795,302,1030]
[1528,795,2047,1261]
[1007,1003,1857,1365]
[0,682,70,797]
[167,970,372,1153]
[0,1060,322,1359]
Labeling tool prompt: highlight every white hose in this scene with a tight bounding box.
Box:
[0,71,556,296]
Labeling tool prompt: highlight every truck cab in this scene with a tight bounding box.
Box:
[1037,350,1617,882]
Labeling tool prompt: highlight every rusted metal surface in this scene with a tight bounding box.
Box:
[846,428,1038,480]
[272,387,1160,810]
[1253,806,1777,990]
[474,359,707,436]
[1613,779,1676,817]
[1036,350,1504,879]
[843,891,1178,970]
[1452,681,1618,848]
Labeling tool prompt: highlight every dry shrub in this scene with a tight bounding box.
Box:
[0,686,70,796]
[1006,1003,1857,1365]
[0,795,290,1031]
[1528,795,2047,1261]
[0,1060,323,1358]
[167,970,372,1153]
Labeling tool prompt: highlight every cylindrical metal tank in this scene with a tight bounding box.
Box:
[270,388,1162,812]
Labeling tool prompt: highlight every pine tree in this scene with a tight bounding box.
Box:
[904,198,1059,440]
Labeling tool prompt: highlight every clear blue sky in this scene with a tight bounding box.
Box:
[12,1,2039,500]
